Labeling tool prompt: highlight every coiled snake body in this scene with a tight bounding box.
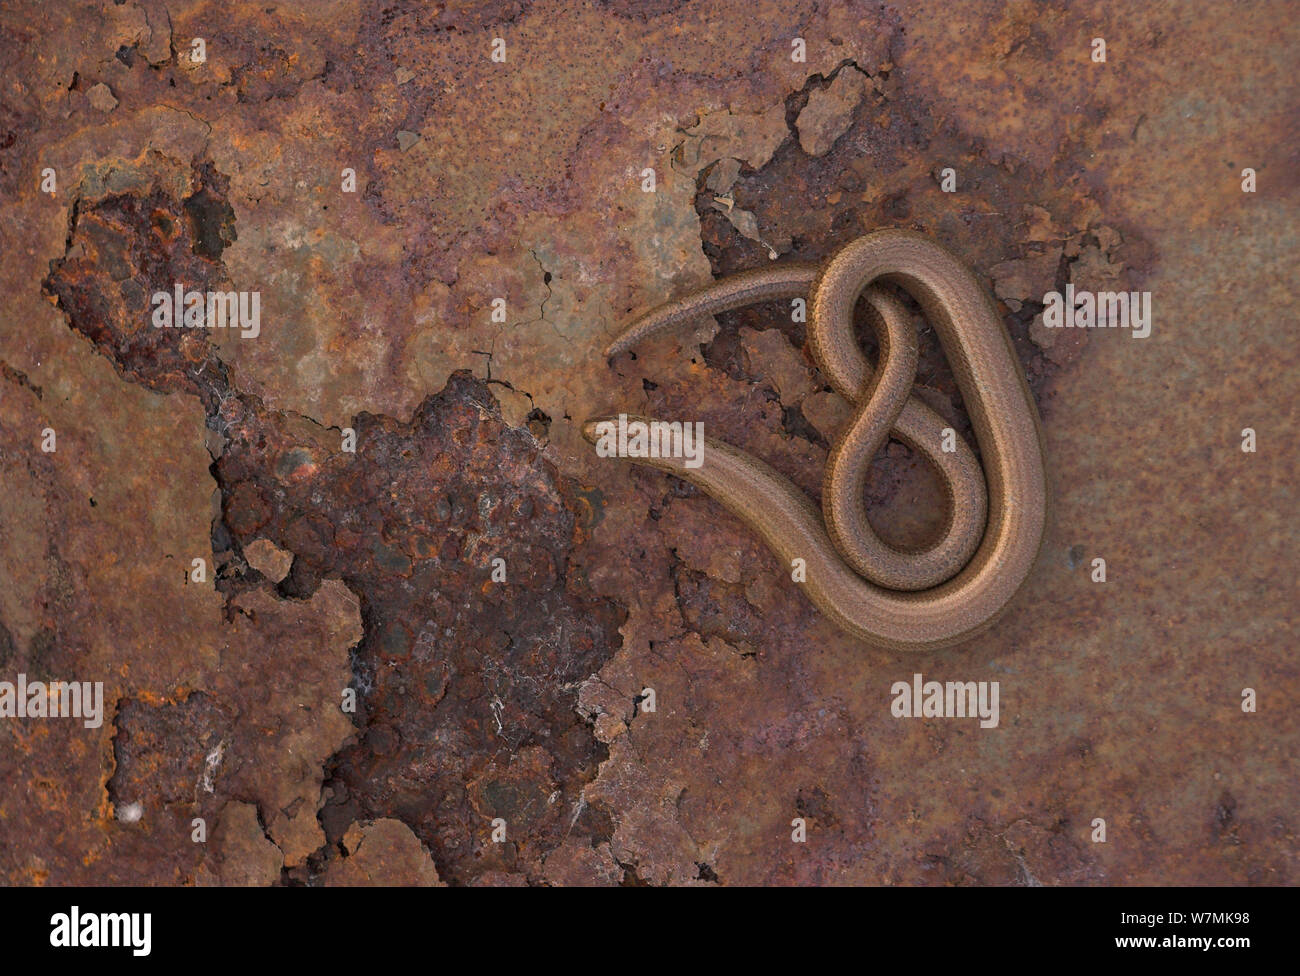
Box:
[583,230,1048,651]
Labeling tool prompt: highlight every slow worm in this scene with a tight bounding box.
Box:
[584,229,1048,651]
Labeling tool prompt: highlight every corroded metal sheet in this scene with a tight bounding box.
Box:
[0,0,1294,886]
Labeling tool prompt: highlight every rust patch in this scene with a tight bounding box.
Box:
[39,162,624,885]
[2,0,1295,889]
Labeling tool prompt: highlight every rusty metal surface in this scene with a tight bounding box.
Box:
[0,0,1295,885]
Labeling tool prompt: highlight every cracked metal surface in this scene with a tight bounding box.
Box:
[0,0,1296,886]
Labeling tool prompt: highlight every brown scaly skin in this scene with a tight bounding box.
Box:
[587,230,1048,651]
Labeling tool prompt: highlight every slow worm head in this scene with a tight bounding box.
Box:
[584,230,1048,652]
